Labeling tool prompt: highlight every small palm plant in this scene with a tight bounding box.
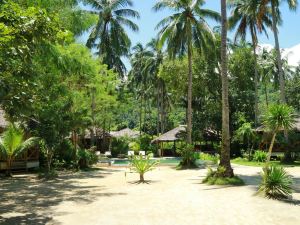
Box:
[0,124,39,176]
[257,165,293,199]
[262,104,295,162]
[130,154,158,182]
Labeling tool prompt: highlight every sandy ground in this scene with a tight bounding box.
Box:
[1,164,300,225]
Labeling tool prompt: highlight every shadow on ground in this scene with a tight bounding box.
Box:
[0,168,125,225]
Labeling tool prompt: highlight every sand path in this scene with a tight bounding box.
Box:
[1,165,300,225]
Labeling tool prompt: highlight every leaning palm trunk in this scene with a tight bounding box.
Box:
[220,0,234,177]
[187,42,193,144]
[271,4,286,104]
[267,131,277,162]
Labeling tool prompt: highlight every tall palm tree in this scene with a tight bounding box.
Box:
[84,0,140,77]
[228,0,272,126]
[220,0,234,177]
[154,0,220,144]
[259,0,298,103]
[129,43,153,134]
[0,124,39,176]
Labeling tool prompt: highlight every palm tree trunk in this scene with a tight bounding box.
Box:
[140,173,145,182]
[187,41,193,144]
[250,28,259,126]
[267,131,277,162]
[220,0,234,177]
[264,82,269,107]
[271,3,286,104]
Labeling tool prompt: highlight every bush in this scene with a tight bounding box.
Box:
[128,141,140,153]
[177,144,197,168]
[111,137,131,157]
[197,153,219,164]
[253,150,267,162]
[203,167,244,185]
[130,154,159,182]
[77,148,98,169]
[257,165,293,199]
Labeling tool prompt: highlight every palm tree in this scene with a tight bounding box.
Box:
[0,124,39,176]
[262,104,295,162]
[220,0,234,177]
[259,0,298,103]
[129,43,153,134]
[154,0,220,144]
[84,0,140,77]
[228,0,272,126]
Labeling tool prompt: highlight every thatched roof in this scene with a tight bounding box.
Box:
[256,117,300,132]
[82,128,111,139]
[0,108,8,129]
[110,128,140,139]
[151,125,186,143]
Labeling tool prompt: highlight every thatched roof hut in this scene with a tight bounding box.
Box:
[151,125,186,144]
[256,117,300,132]
[110,128,140,139]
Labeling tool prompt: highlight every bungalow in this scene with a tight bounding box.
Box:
[0,108,39,171]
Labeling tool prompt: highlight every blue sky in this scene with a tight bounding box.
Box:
[79,0,300,68]
[126,0,300,48]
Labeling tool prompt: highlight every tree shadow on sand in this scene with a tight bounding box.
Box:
[0,168,126,224]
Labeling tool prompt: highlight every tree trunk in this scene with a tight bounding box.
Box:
[271,3,286,104]
[139,173,144,182]
[91,88,96,146]
[267,131,277,162]
[264,82,269,107]
[6,157,12,177]
[187,41,193,144]
[250,28,259,126]
[156,84,160,136]
[220,0,234,177]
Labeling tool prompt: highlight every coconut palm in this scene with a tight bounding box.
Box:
[154,0,220,143]
[259,0,298,103]
[262,104,295,162]
[220,0,234,177]
[84,0,140,77]
[0,124,39,176]
[228,0,272,125]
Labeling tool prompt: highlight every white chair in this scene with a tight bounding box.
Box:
[128,151,134,156]
[104,151,112,157]
[139,151,145,156]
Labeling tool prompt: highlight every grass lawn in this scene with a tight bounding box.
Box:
[231,158,300,167]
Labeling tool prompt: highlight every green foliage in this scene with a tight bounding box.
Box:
[197,153,219,164]
[130,154,159,182]
[263,104,295,132]
[253,150,267,162]
[203,167,244,185]
[0,124,39,176]
[111,137,131,157]
[77,149,98,169]
[178,144,197,168]
[128,141,140,152]
[257,165,293,199]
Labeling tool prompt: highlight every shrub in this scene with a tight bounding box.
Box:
[253,150,267,162]
[111,137,130,157]
[177,144,197,168]
[197,153,219,164]
[77,148,98,169]
[130,154,159,182]
[257,165,293,199]
[128,141,140,153]
[203,167,244,185]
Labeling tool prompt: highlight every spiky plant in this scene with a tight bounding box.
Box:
[257,165,293,199]
[130,154,158,182]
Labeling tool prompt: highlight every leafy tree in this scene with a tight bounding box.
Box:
[0,124,39,176]
[84,0,140,77]
[154,0,220,143]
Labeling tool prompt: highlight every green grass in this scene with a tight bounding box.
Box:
[231,158,300,167]
[203,176,245,186]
